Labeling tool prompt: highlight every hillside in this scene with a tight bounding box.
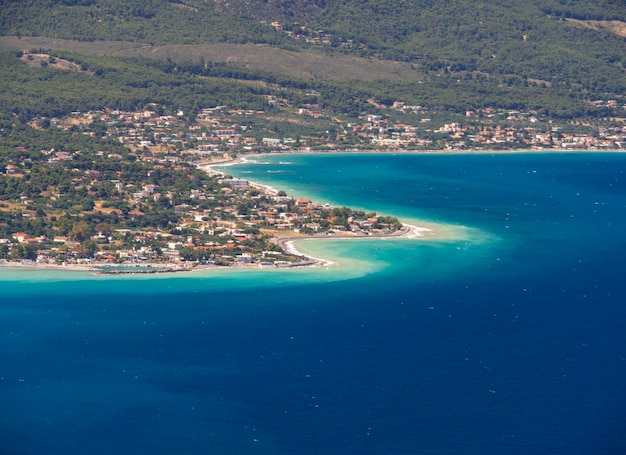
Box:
[0,37,427,82]
[0,0,625,121]
[1,0,624,95]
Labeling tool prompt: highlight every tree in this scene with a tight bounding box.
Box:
[9,244,23,260]
[95,222,114,236]
[70,221,92,242]
[79,239,98,258]
[179,247,198,261]
[57,216,74,235]
[23,243,38,261]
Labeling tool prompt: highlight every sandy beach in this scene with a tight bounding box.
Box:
[0,260,92,272]
[201,156,283,195]
[271,222,433,267]
[202,153,438,264]
[0,221,433,275]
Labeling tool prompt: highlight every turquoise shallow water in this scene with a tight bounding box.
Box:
[1,152,626,454]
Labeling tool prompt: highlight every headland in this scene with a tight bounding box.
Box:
[0,152,435,275]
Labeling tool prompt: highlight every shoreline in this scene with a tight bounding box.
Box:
[272,222,433,267]
[200,156,282,195]
[1,148,509,276]
[203,154,437,269]
[204,148,626,169]
[10,144,601,276]
[3,148,545,277]
[0,223,433,276]
[0,222,432,274]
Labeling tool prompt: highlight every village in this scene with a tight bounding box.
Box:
[50,97,626,154]
[0,170,405,272]
[1,107,406,271]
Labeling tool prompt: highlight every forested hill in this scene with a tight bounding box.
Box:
[2,0,625,93]
[0,0,625,118]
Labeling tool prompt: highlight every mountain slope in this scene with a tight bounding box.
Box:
[1,0,624,96]
[0,0,624,122]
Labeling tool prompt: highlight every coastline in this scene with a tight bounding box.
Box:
[1,150,494,277]
[0,259,187,275]
[4,147,605,276]
[271,222,433,268]
[203,154,437,268]
[0,222,432,275]
[206,148,626,165]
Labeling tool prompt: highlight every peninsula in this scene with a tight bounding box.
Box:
[0,128,419,273]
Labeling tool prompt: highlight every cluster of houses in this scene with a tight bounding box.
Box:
[352,105,626,150]
[50,96,626,158]
[266,21,360,49]
[0,169,400,269]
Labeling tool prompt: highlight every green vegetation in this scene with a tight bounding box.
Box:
[0,49,282,126]
[0,0,292,46]
[1,0,624,106]
[0,45,620,131]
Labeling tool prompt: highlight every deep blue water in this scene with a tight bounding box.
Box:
[2,152,626,454]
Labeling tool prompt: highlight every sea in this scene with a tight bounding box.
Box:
[1,152,625,454]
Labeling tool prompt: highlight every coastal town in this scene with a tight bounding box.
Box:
[1,104,412,271]
[1,91,624,272]
[52,98,625,154]
[0,161,408,272]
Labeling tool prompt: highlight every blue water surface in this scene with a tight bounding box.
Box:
[1,152,625,454]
